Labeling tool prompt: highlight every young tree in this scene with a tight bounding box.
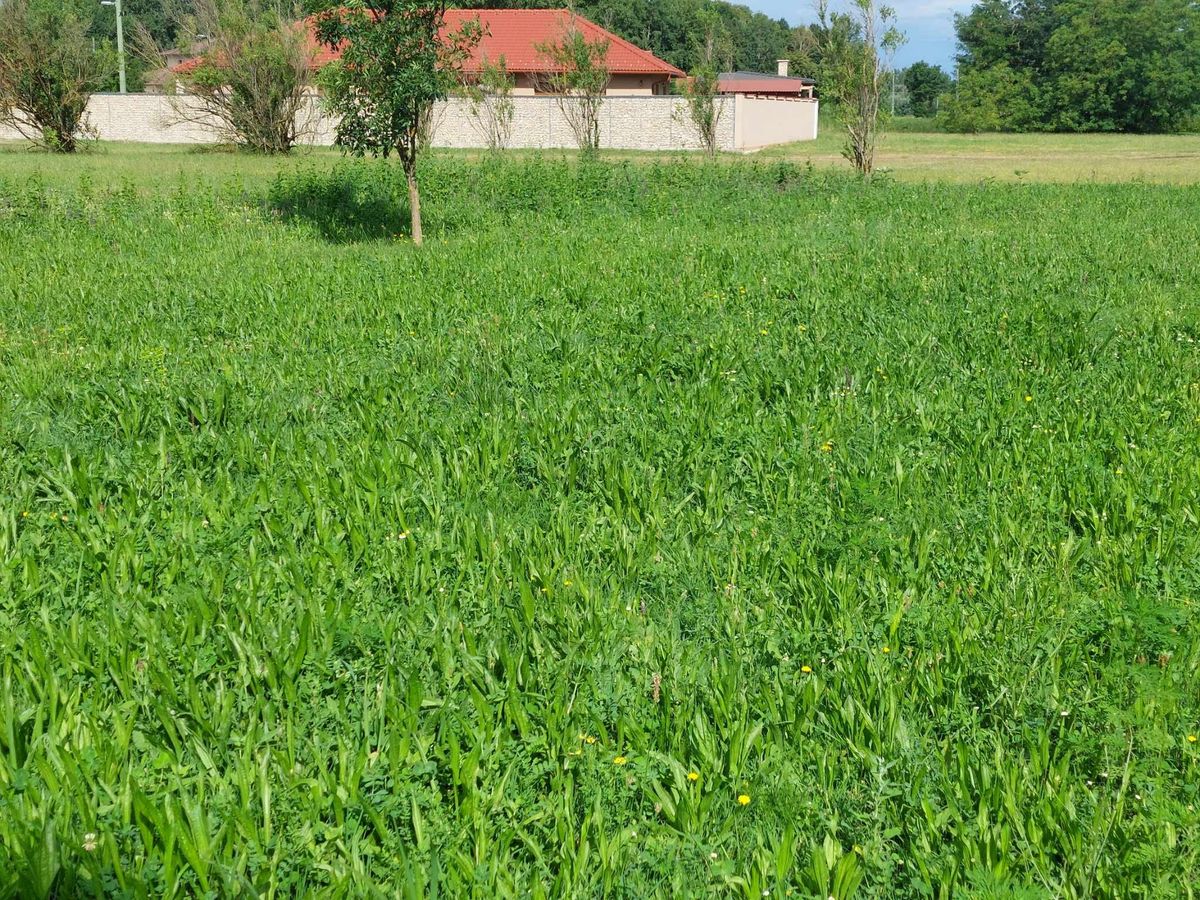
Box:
[680,11,731,157]
[0,0,110,152]
[462,55,515,152]
[154,0,314,155]
[535,19,609,154]
[812,0,903,178]
[316,1,479,245]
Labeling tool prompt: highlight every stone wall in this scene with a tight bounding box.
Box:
[432,96,736,152]
[2,93,817,152]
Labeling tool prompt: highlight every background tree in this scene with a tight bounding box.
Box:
[945,0,1200,133]
[901,61,952,118]
[812,0,903,178]
[315,0,479,245]
[0,0,111,152]
[790,7,860,104]
[461,55,516,152]
[91,0,188,91]
[535,19,609,154]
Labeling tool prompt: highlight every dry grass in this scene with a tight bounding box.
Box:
[760,128,1200,184]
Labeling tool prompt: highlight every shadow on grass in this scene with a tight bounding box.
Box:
[266,164,412,243]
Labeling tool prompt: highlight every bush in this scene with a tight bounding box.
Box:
[0,0,110,152]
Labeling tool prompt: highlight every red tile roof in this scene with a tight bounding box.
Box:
[175,9,684,78]
[444,9,684,77]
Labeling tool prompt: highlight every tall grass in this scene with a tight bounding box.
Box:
[0,156,1198,897]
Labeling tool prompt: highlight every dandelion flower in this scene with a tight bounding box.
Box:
[737,794,751,806]
[801,665,813,674]
[82,833,98,853]
[882,645,891,654]
[821,441,834,453]
[1025,395,1033,402]
[584,735,597,745]
[687,771,700,782]
[759,329,769,336]
[1188,735,1198,744]
[614,755,628,766]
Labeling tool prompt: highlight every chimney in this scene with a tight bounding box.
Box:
[777,59,790,77]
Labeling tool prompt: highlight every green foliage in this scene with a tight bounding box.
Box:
[172,0,315,155]
[948,0,1200,133]
[939,63,1041,134]
[1,152,1199,896]
[315,0,479,242]
[461,55,516,152]
[0,0,111,153]
[535,22,610,154]
[900,61,952,119]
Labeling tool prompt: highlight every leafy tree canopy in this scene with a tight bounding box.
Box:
[944,0,1200,133]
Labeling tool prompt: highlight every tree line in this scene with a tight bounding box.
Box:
[943,0,1200,133]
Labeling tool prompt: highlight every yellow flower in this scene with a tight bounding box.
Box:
[564,579,573,587]
[614,755,628,766]
[687,771,700,782]
[1188,735,1198,744]
[821,441,834,453]
[21,511,28,518]
[882,645,891,654]
[737,794,751,806]
[584,735,597,745]
[759,329,769,336]
[1025,395,1033,402]
[801,665,813,674]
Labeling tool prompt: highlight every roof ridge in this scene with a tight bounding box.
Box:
[569,11,685,77]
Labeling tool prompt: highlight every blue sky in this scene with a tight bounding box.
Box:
[746,0,973,71]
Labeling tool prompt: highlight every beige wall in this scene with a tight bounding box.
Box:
[2,93,817,152]
[733,96,819,150]
[433,95,736,151]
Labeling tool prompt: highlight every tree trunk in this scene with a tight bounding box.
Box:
[404,161,423,246]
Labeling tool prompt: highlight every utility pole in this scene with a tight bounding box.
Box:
[101,0,126,93]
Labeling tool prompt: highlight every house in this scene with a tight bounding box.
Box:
[160,10,818,151]
[145,40,213,94]
[175,9,685,97]
[719,60,815,100]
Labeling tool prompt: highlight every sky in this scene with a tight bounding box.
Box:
[746,0,973,71]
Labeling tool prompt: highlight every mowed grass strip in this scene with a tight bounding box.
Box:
[0,155,1198,897]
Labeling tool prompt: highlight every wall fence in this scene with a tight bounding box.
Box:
[2,94,818,153]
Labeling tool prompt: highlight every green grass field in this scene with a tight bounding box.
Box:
[1,145,1199,897]
[4,128,1200,187]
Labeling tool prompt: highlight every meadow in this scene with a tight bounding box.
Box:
[0,146,1199,898]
